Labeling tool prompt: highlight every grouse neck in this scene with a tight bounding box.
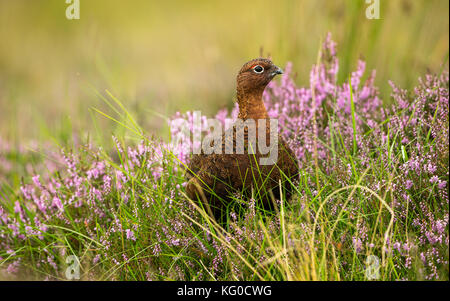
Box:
[236,90,269,120]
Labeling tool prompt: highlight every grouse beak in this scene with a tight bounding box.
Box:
[271,66,283,77]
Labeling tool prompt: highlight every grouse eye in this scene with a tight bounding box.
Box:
[253,65,264,73]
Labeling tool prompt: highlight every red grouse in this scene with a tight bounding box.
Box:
[185,58,298,220]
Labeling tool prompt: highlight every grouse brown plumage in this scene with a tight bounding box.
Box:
[185,58,299,221]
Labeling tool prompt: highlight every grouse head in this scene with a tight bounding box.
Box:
[236,58,283,119]
[236,58,283,96]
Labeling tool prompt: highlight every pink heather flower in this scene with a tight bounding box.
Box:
[152,243,162,256]
[14,201,22,215]
[352,237,363,253]
[0,206,8,224]
[20,185,33,200]
[137,142,147,156]
[73,175,83,188]
[405,180,413,189]
[430,176,439,184]
[39,224,48,239]
[86,162,105,180]
[6,261,20,274]
[393,242,401,252]
[93,254,101,265]
[115,170,127,189]
[52,197,63,210]
[113,136,123,153]
[8,223,19,236]
[32,175,42,188]
[103,175,112,192]
[434,220,446,235]
[427,164,437,174]
[125,229,136,241]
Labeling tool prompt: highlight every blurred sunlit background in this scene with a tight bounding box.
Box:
[0,0,448,146]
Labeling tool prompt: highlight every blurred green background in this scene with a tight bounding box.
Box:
[0,0,448,145]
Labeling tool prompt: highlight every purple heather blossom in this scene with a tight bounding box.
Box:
[52,197,63,211]
[405,180,413,189]
[430,176,439,184]
[125,229,136,241]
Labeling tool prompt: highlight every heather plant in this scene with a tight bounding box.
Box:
[0,34,448,281]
